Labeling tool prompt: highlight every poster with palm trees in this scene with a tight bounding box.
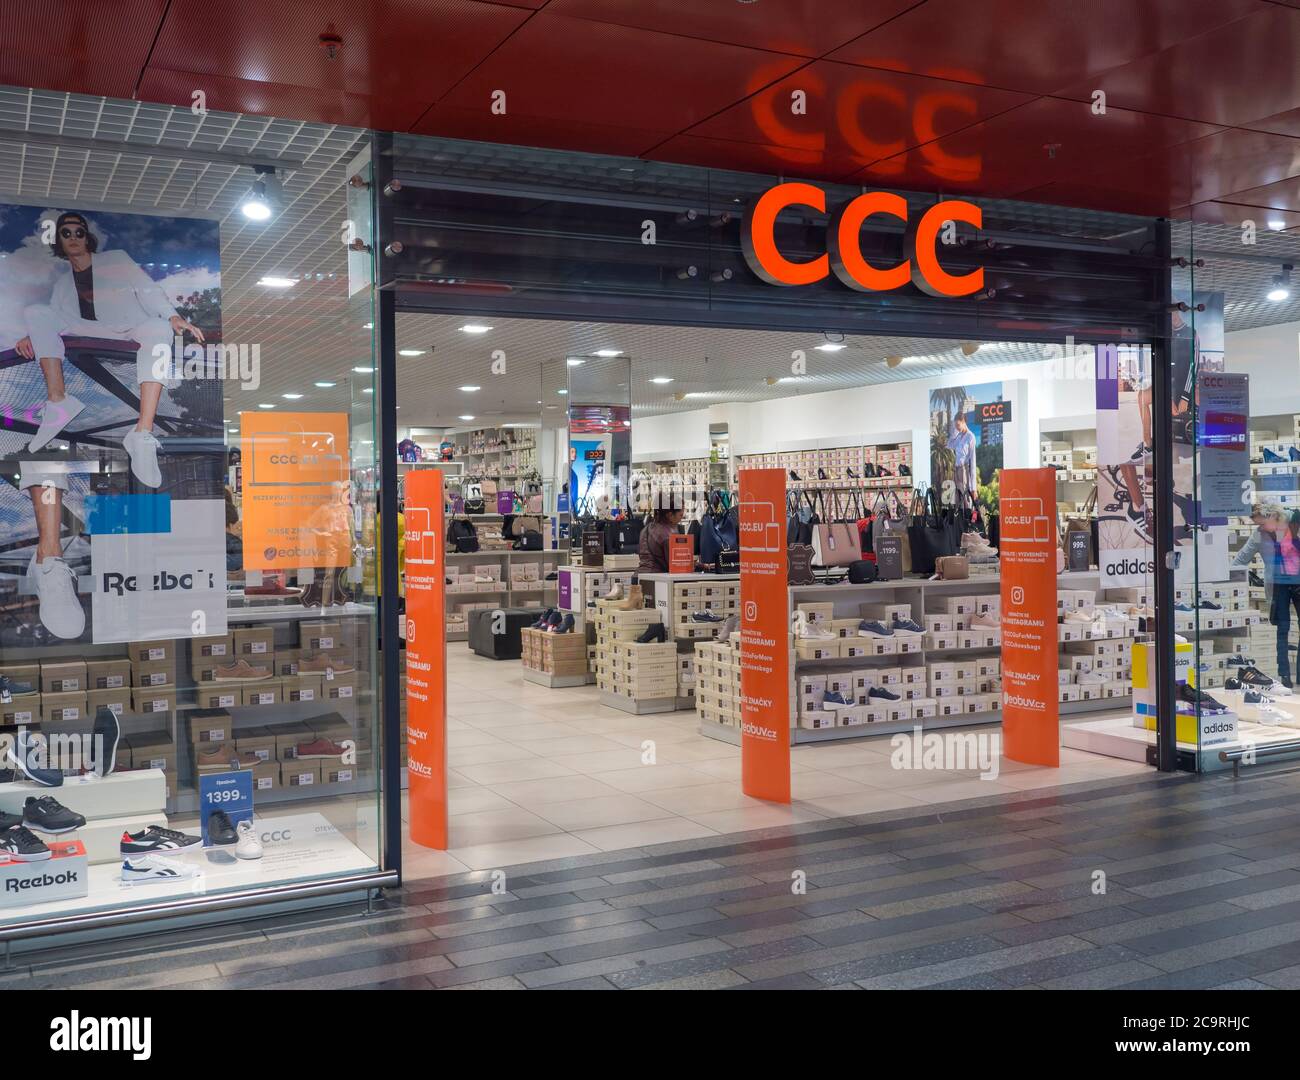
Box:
[929,381,1005,501]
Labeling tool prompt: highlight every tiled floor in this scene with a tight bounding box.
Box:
[400,648,1153,876]
[16,763,1300,989]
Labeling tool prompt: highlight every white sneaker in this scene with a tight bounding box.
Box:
[30,555,85,639]
[798,621,836,641]
[123,429,162,488]
[235,819,263,860]
[603,582,624,600]
[26,395,84,452]
[121,853,201,884]
[1063,609,1097,624]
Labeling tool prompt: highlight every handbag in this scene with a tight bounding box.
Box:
[510,514,543,538]
[699,497,738,565]
[604,516,643,555]
[447,517,480,554]
[513,529,543,551]
[906,488,957,575]
[480,477,499,499]
[462,477,485,516]
[934,555,969,580]
[815,493,861,567]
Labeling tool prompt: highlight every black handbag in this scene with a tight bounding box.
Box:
[448,517,480,554]
[513,529,543,551]
[604,516,643,555]
[848,560,878,584]
[906,488,956,575]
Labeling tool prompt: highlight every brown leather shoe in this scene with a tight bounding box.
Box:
[299,654,355,675]
[213,659,271,681]
[196,746,261,771]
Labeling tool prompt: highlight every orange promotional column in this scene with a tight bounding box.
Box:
[403,468,448,848]
[999,468,1060,766]
[738,468,791,802]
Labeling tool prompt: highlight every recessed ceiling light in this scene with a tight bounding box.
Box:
[362,388,373,394]
[258,403,275,409]
[460,324,493,334]
[314,381,336,388]
[353,366,374,373]
[258,276,297,289]
[459,385,481,392]
[777,377,801,383]
[1268,219,1286,232]
[557,389,568,395]
[399,349,424,357]
[282,393,303,399]
[594,349,622,357]
[814,342,846,352]
[458,414,475,421]
[566,358,585,367]
[650,376,674,384]
[362,322,374,330]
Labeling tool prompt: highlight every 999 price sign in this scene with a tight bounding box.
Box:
[198,770,254,846]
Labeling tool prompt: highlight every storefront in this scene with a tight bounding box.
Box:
[2,83,1297,952]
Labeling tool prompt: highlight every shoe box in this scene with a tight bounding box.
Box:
[133,687,177,716]
[197,682,243,710]
[233,725,277,763]
[233,626,275,659]
[242,680,283,708]
[86,659,130,691]
[41,691,86,724]
[0,840,88,909]
[521,626,589,677]
[317,670,361,702]
[189,634,234,663]
[282,759,322,788]
[40,660,86,693]
[189,710,233,746]
[127,729,178,772]
[265,720,315,761]
[131,658,176,689]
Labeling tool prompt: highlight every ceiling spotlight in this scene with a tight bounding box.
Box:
[650,376,674,384]
[353,366,374,373]
[458,415,475,421]
[886,355,904,369]
[258,276,297,289]
[1268,219,1286,232]
[281,393,303,399]
[1267,265,1292,302]
[594,349,623,357]
[314,381,336,388]
[566,358,585,367]
[459,385,480,392]
[557,389,568,395]
[814,342,846,352]
[241,182,272,221]
[257,403,275,409]
[460,324,493,334]
[675,265,699,280]
[399,349,424,357]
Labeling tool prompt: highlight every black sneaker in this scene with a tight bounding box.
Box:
[821,692,851,707]
[690,611,724,623]
[1178,683,1228,715]
[207,810,238,846]
[1197,599,1222,611]
[1225,653,1252,667]
[0,825,51,862]
[7,730,63,788]
[120,825,203,855]
[91,706,120,777]
[0,809,21,831]
[636,623,666,644]
[1238,666,1287,693]
[23,795,85,834]
[868,686,901,701]
[1225,676,1243,690]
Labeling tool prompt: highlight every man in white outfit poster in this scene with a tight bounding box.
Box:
[12,210,205,638]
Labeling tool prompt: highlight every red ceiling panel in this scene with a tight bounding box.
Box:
[1242,107,1300,139]
[1053,5,1300,129]
[642,133,866,182]
[412,104,668,158]
[437,13,807,132]
[149,0,532,104]
[545,0,920,58]
[827,0,1262,96]
[0,0,169,100]
[686,60,1032,179]
[846,98,1222,204]
[1218,175,1300,213]
[137,67,417,132]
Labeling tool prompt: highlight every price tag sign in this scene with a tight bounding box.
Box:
[668,532,694,574]
[198,770,253,846]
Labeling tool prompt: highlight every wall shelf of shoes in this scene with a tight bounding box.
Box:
[1,615,374,825]
[444,550,561,641]
[736,440,912,491]
[693,573,1138,745]
[1040,428,1098,516]
[449,426,538,483]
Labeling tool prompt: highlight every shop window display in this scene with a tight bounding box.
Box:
[0,93,385,934]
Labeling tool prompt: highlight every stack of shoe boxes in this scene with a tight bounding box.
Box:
[521,627,588,678]
[676,652,695,703]
[694,637,797,729]
[670,581,737,641]
[592,601,663,697]
[605,641,678,702]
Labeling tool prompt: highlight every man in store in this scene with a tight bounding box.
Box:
[14,211,205,484]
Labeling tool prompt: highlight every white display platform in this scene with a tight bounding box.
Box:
[1063,713,1300,767]
[0,812,378,926]
[0,770,166,821]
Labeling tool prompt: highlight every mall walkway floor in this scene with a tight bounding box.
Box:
[10,766,1300,990]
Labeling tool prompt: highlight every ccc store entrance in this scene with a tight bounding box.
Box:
[375,133,1229,865]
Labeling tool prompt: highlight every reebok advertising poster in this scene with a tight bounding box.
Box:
[0,203,226,645]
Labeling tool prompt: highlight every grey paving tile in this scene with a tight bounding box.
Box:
[1210,978,1274,989]
[1253,964,1300,989]
[1115,958,1259,990]
[517,938,732,988]
[632,969,750,990]
[851,936,1095,989]
[542,975,620,990]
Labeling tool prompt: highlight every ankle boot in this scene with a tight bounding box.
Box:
[616,584,643,610]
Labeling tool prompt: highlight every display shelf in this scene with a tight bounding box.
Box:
[598,690,677,715]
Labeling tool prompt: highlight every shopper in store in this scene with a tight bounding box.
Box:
[224,487,243,573]
[1268,507,1300,689]
[1233,502,1280,605]
[639,506,685,573]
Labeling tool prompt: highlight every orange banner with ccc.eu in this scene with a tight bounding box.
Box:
[999,468,1060,766]
[239,411,352,571]
[404,468,448,848]
[739,468,791,802]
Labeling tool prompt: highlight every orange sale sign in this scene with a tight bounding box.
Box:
[239,411,352,571]
[668,532,694,574]
[999,468,1060,766]
[738,468,791,802]
[404,469,448,848]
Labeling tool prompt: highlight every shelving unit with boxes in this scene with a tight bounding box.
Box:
[521,626,590,687]
[1040,424,1098,520]
[640,572,739,711]
[693,572,1140,746]
[737,436,913,492]
[592,599,678,714]
[444,550,561,640]
[446,426,539,493]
